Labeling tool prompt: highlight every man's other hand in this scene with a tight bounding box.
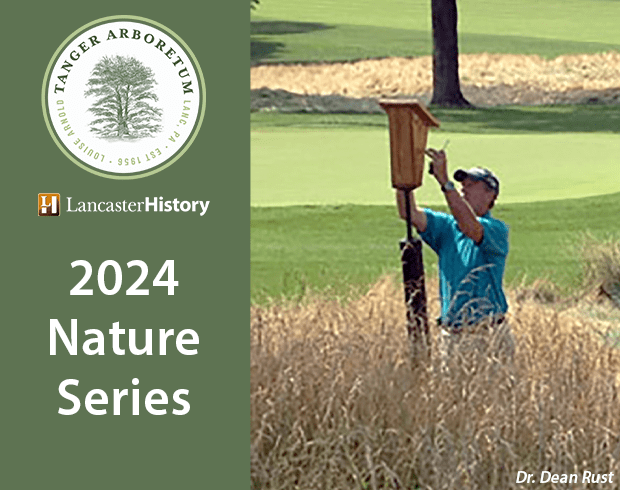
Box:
[425,148,448,186]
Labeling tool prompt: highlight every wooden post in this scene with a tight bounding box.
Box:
[378,100,440,359]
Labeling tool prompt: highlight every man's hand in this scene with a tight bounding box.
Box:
[424,149,485,243]
[425,148,449,186]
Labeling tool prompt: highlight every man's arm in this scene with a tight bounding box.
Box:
[395,189,427,233]
[426,149,484,243]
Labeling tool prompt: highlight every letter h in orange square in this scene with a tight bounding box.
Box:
[39,193,60,216]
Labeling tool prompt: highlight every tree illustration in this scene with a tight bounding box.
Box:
[85,55,163,139]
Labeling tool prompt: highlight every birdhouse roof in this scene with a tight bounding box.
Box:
[378,99,440,127]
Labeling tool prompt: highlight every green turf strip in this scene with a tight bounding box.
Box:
[251,193,620,303]
[251,129,620,206]
[253,0,620,42]
[251,106,620,135]
[252,22,620,64]
[252,0,620,63]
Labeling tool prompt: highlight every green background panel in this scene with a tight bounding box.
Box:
[3,2,247,489]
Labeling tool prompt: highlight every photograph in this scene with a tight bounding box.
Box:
[250,1,620,488]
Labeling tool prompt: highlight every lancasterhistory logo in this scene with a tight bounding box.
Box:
[39,194,61,216]
[42,16,205,179]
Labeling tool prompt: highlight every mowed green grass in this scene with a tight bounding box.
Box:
[252,130,620,206]
[251,0,620,63]
[251,194,620,303]
[252,195,620,303]
[252,107,620,206]
[251,107,620,302]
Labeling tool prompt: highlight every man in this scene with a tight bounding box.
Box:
[396,148,513,360]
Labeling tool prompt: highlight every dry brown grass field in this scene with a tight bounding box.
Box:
[251,270,620,489]
[251,53,620,106]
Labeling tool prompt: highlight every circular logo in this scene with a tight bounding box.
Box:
[42,16,205,179]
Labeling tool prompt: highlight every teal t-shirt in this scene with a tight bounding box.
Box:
[419,208,509,326]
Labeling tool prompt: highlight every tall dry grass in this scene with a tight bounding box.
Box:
[579,234,620,309]
[251,277,620,489]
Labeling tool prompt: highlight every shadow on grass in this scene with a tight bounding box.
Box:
[251,21,333,36]
[251,20,334,63]
[250,19,620,64]
[252,104,620,134]
[432,104,620,134]
[251,40,286,63]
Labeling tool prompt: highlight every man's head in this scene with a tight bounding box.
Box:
[454,167,500,216]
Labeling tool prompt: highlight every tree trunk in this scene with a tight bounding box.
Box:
[430,0,472,107]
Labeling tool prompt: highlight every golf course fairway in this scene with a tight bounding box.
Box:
[252,130,619,206]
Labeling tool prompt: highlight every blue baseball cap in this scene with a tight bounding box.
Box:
[454,167,500,195]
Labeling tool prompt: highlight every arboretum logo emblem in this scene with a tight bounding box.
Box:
[42,16,205,179]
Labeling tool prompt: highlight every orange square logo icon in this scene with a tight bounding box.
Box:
[38,193,60,216]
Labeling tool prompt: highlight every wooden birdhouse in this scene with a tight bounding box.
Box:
[378,99,440,190]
